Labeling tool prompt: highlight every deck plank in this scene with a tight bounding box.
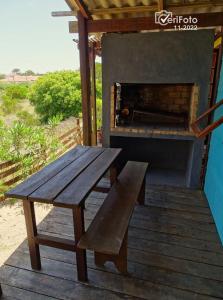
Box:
[39,205,220,244]
[4,252,221,300]
[0,265,139,300]
[1,183,223,300]
[36,224,223,281]
[0,284,55,300]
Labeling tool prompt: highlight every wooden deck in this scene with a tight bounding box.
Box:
[1,180,223,299]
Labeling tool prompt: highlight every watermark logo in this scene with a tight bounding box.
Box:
[155,10,198,30]
[155,10,172,26]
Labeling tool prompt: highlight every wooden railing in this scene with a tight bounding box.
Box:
[0,119,83,201]
[191,99,223,138]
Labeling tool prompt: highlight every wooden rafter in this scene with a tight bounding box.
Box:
[158,0,164,11]
[91,5,157,16]
[69,12,223,33]
[51,11,76,17]
[74,0,92,19]
[63,0,223,18]
[64,0,76,11]
[168,0,223,9]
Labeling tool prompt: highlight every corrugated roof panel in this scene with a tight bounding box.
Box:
[65,0,223,20]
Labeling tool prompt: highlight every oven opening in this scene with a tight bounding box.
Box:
[111,83,198,132]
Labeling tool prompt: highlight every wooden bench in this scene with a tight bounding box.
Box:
[78,161,148,274]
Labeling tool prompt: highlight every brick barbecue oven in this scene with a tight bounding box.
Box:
[102,31,214,188]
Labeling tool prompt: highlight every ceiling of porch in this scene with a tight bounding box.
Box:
[65,0,223,20]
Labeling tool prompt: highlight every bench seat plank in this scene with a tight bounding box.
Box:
[29,147,105,203]
[5,146,89,200]
[78,161,148,255]
[54,148,122,208]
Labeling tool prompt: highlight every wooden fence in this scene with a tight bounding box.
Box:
[0,119,82,202]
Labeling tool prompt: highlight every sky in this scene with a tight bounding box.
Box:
[0,0,80,74]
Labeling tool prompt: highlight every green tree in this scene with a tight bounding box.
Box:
[29,71,82,123]
[95,62,102,82]
[24,70,35,76]
[12,68,21,75]
[0,74,5,80]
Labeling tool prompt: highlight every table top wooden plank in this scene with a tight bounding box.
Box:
[78,161,148,255]
[29,147,105,203]
[5,146,89,200]
[54,148,122,208]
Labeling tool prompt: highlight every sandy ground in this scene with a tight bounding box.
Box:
[0,200,52,266]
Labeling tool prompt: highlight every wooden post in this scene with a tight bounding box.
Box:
[78,12,92,146]
[23,201,41,270]
[73,206,88,281]
[90,45,97,145]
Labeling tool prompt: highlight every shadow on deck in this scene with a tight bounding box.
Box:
[1,180,223,299]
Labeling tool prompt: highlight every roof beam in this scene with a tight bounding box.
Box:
[52,11,76,17]
[169,1,223,9]
[74,0,92,19]
[64,0,76,11]
[158,0,164,11]
[61,1,223,19]
[91,5,157,16]
[69,12,223,33]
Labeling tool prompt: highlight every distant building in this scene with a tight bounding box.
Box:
[0,75,40,83]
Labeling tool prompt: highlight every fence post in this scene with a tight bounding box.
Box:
[75,118,83,145]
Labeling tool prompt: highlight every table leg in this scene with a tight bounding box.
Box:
[138,178,145,205]
[110,163,118,185]
[23,200,41,270]
[73,206,88,281]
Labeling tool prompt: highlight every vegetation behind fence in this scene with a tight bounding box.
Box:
[0,119,82,201]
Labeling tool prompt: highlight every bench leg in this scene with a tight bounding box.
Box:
[114,230,128,274]
[0,284,2,297]
[95,231,128,274]
[23,201,41,270]
[95,252,109,266]
[110,164,118,185]
[73,207,88,282]
[138,178,145,205]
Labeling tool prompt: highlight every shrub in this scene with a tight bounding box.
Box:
[4,84,28,100]
[0,120,61,176]
[96,98,102,129]
[0,83,9,93]
[16,111,39,126]
[29,71,82,123]
[0,84,29,114]
[1,95,19,114]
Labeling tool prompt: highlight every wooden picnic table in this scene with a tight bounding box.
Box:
[5,145,121,282]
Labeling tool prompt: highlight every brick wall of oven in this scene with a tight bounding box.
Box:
[122,84,192,114]
[111,83,199,132]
